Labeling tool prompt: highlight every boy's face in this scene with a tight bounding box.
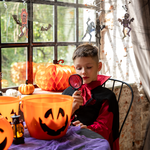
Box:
[74,57,101,84]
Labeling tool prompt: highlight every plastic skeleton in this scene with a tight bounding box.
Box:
[82,18,95,43]
[118,13,134,38]
[95,19,105,45]
[20,8,28,38]
[12,8,28,38]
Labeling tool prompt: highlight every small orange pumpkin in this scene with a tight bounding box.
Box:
[18,80,35,95]
[0,115,13,150]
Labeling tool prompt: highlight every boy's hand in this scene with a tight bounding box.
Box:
[72,120,87,129]
[72,90,83,114]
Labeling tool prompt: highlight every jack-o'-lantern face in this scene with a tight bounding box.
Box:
[0,116,13,150]
[21,94,73,140]
[39,108,68,136]
[0,128,7,150]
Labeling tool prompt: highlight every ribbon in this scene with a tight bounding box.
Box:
[79,75,111,105]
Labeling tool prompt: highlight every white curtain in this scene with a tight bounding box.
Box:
[130,1,150,149]
[130,0,150,101]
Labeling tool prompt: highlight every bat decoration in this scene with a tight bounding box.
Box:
[95,19,105,45]
[118,13,134,38]
[41,24,52,31]
[12,15,22,26]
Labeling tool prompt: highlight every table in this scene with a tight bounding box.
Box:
[9,126,111,150]
[9,89,111,149]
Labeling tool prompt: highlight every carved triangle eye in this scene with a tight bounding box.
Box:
[57,108,64,119]
[0,128,4,133]
[10,109,15,114]
[44,109,54,119]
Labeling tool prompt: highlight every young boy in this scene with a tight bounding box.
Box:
[62,43,119,150]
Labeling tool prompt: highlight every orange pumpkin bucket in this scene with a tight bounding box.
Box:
[0,96,20,122]
[0,115,13,150]
[20,94,73,140]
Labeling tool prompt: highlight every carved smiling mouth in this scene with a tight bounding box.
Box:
[39,115,68,136]
[0,137,7,150]
[39,108,68,136]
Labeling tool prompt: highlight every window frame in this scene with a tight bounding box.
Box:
[0,0,99,92]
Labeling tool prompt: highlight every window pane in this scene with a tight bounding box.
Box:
[33,47,54,63]
[79,8,96,42]
[33,47,54,84]
[57,6,76,42]
[58,45,75,66]
[2,48,27,88]
[57,0,75,3]
[33,4,54,42]
[78,0,95,5]
[1,2,28,43]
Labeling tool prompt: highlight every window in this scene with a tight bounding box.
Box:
[0,0,98,91]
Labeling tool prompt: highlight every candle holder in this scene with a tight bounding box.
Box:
[11,114,24,144]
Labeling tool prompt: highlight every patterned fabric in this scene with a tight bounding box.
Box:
[9,126,111,150]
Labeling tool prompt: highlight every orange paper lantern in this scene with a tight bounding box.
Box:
[11,62,37,84]
[0,115,13,150]
[20,94,73,140]
[35,63,76,91]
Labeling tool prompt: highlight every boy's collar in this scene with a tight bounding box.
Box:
[97,75,111,85]
[79,75,111,105]
[83,75,111,90]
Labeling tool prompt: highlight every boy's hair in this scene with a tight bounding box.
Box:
[72,43,99,63]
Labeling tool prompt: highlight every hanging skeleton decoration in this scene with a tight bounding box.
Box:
[95,19,105,45]
[20,8,28,38]
[12,8,28,38]
[118,13,134,38]
[82,18,95,43]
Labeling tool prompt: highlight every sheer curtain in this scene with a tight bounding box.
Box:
[130,0,150,102]
[100,0,150,149]
[129,1,150,149]
[101,1,140,86]
[101,0,150,101]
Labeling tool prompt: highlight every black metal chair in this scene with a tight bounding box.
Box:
[102,78,134,138]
